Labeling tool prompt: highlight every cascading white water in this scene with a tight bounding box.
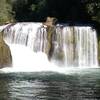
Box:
[53,25,98,67]
[0,22,98,72]
[61,26,98,67]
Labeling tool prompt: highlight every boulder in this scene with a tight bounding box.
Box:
[43,17,57,26]
[0,32,12,68]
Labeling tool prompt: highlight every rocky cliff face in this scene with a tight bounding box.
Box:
[0,32,12,68]
[44,17,57,59]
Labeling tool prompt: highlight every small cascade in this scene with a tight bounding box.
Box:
[1,22,98,68]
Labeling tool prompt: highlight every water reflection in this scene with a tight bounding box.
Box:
[0,70,100,100]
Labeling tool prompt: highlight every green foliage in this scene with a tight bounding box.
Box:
[82,0,100,22]
[11,0,100,22]
[0,0,14,24]
[0,0,100,23]
[31,4,37,11]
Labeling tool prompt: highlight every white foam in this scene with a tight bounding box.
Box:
[0,44,64,73]
[0,44,98,74]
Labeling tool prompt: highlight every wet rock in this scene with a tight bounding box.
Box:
[0,32,12,68]
[43,17,57,26]
[43,17,57,59]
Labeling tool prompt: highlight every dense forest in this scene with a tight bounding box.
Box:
[0,0,100,24]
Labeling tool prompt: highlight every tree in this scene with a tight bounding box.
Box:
[81,0,100,22]
[1,0,100,23]
[0,0,14,24]
[12,0,48,21]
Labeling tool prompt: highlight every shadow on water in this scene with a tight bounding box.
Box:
[0,69,100,100]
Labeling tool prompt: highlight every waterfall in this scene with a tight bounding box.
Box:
[61,26,98,67]
[51,25,98,67]
[0,22,98,69]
